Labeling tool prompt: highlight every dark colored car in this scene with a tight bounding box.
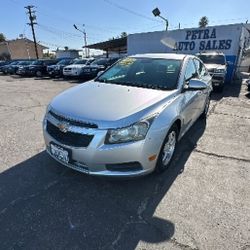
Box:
[79,57,120,79]
[7,60,35,74]
[47,58,77,78]
[17,59,59,77]
[0,61,19,74]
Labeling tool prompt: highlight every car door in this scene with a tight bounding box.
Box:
[193,58,212,114]
[180,59,201,132]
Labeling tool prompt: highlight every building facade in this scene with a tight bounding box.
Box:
[0,38,47,60]
[128,23,250,83]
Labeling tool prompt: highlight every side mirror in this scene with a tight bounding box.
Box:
[97,70,104,77]
[185,79,207,91]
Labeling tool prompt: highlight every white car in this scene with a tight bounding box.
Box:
[63,58,94,77]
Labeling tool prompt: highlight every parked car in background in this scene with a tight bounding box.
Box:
[63,58,94,78]
[16,59,59,77]
[47,58,77,78]
[197,52,227,92]
[43,53,212,177]
[79,57,120,79]
[7,60,35,75]
[247,78,250,91]
[1,61,19,74]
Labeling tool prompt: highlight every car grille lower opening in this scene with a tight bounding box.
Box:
[106,162,143,172]
[46,121,93,147]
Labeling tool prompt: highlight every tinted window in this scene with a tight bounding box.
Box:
[185,60,197,81]
[31,61,44,65]
[97,57,181,90]
[74,59,88,65]
[91,59,108,66]
[198,55,225,65]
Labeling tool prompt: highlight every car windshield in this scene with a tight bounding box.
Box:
[57,59,71,65]
[74,59,88,65]
[198,55,225,65]
[31,60,44,65]
[91,59,108,66]
[19,61,32,65]
[96,57,181,90]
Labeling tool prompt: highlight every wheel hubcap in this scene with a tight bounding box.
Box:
[162,131,176,166]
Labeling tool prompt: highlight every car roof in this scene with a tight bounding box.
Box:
[130,53,189,60]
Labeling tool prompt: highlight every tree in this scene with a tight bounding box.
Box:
[120,32,127,38]
[199,16,209,28]
[0,33,6,42]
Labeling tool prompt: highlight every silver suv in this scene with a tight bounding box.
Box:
[43,54,212,177]
[197,52,227,92]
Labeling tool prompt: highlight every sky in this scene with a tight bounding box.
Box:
[0,0,249,53]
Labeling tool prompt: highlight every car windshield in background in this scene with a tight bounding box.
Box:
[74,59,88,65]
[96,57,181,90]
[57,59,72,65]
[198,55,225,65]
[91,59,108,66]
[31,61,44,65]
[19,61,33,65]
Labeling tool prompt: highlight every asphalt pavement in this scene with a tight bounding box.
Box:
[0,75,249,250]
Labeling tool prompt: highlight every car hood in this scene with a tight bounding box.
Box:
[205,64,226,70]
[50,81,177,128]
[64,64,86,69]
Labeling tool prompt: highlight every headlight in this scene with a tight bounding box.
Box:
[215,69,225,73]
[105,117,156,144]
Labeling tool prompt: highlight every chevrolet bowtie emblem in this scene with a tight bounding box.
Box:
[57,122,70,133]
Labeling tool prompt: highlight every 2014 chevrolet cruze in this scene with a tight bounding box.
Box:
[43,53,212,177]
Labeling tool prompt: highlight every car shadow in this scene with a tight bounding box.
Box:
[210,80,242,101]
[0,119,206,250]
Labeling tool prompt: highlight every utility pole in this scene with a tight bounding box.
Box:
[25,5,39,59]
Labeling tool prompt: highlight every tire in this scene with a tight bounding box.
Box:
[216,85,224,93]
[200,95,210,119]
[155,124,179,173]
[36,71,42,77]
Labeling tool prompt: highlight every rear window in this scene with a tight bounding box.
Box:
[198,55,225,65]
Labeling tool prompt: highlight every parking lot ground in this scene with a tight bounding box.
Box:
[0,75,249,250]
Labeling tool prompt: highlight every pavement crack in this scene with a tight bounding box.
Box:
[194,149,250,163]
[0,178,61,217]
[170,237,199,250]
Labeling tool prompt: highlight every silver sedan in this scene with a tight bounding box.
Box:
[43,53,212,177]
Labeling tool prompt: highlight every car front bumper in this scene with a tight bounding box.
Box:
[43,115,161,177]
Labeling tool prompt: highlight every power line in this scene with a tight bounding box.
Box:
[102,0,162,23]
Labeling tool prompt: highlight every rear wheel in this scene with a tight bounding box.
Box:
[36,71,42,77]
[155,124,178,173]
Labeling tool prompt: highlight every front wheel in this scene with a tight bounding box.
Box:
[155,124,178,173]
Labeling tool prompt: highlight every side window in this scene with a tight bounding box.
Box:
[184,60,197,81]
[193,59,208,78]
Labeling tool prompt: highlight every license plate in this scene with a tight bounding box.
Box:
[50,143,70,164]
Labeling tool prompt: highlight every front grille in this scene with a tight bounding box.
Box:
[46,121,94,147]
[212,75,224,81]
[49,111,98,129]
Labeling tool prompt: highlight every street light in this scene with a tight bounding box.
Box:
[152,7,168,31]
[73,24,89,58]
